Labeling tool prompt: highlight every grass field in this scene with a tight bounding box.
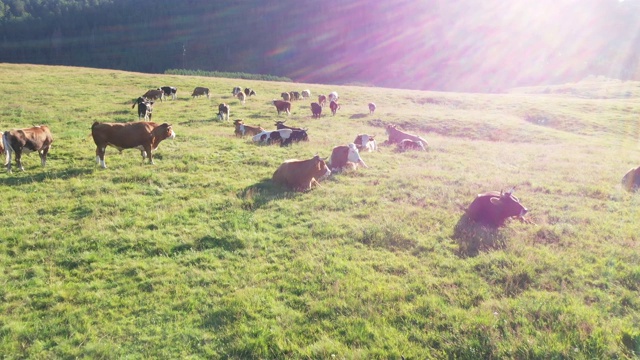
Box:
[0,63,639,359]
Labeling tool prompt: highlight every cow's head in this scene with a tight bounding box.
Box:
[275,120,286,127]
[347,143,368,168]
[386,124,398,135]
[312,155,331,180]
[158,123,176,140]
[489,188,527,219]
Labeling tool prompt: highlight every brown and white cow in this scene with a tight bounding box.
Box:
[132,97,153,121]
[398,139,426,151]
[236,91,246,104]
[318,94,327,107]
[91,121,176,168]
[273,100,291,115]
[272,155,331,191]
[301,89,311,99]
[466,188,530,227]
[3,125,53,172]
[353,134,377,152]
[232,86,242,96]
[328,91,339,103]
[329,100,340,116]
[233,120,264,137]
[329,143,368,172]
[622,166,640,191]
[368,102,376,115]
[192,87,210,99]
[311,102,322,118]
[386,124,428,147]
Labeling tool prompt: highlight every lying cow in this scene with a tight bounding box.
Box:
[466,188,529,227]
[281,130,309,147]
[217,103,230,121]
[192,87,210,99]
[160,86,177,100]
[368,102,376,115]
[275,120,305,131]
[273,100,291,115]
[398,139,426,151]
[329,143,368,172]
[143,89,164,101]
[252,129,293,146]
[233,120,264,137]
[272,155,331,191]
[132,97,153,121]
[3,125,53,172]
[330,100,341,116]
[301,89,311,98]
[311,102,322,118]
[318,95,327,107]
[386,124,429,147]
[244,88,256,97]
[91,121,176,168]
[353,134,377,152]
[622,166,640,191]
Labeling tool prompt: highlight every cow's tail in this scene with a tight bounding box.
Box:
[3,131,12,167]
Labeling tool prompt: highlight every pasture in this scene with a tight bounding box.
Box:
[0,64,639,359]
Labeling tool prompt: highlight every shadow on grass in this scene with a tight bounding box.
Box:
[178,118,217,126]
[0,167,94,186]
[453,214,507,257]
[349,113,369,120]
[238,178,299,210]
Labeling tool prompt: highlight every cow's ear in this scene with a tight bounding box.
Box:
[490,197,502,206]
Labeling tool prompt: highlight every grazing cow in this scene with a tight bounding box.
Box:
[328,91,339,103]
[281,92,291,101]
[329,143,368,172]
[132,97,154,121]
[398,139,426,151]
[466,188,529,227]
[368,102,376,115]
[3,125,53,172]
[318,94,327,107]
[192,87,210,99]
[353,134,377,152]
[621,166,640,191]
[311,102,322,118]
[273,100,291,115]
[329,100,340,115]
[274,120,305,131]
[232,86,242,96]
[281,130,309,147]
[386,124,429,147]
[217,103,230,121]
[233,120,264,137]
[301,89,311,98]
[252,129,293,145]
[143,89,164,101]
[236,91,246,104]
[272,155,331,191]
[91,121,176,168]
[290,91,301,101]
[160,86,177,100]
[244,88,256,97]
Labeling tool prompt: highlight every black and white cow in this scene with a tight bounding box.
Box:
[132,97,153,121]
[217,103,230,121]
[160,86,177,100]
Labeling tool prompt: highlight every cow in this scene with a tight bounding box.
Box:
[236,91,246,104]
[91,121,176,168]
[143,89,164,101]
[330,100,340,115]
[232,86,243,96]
[132,97,153,121]
[233,120,264,137]
[273,100,291,115]
[272,155,331,191]
[318,95,327,107]
[281,92,291,101]
[160,86,177,100]
[274,120,305,131]
[290,91,301,101]
[328,91,339,103]
[621,166,640,191]
[466,188,529,228]
[217,103,230,121]
[311,102,322,118]
[398,139,426,151]
[192,87,210,99]
[329,143,368,172]
[244,88,256,97]
[386,124,429,147]
[281,130,309,147]
[2,125,53,172]
[353,134,377,152]
[301,89,311,98]
[252,129,293,145]
[368,102,376,115]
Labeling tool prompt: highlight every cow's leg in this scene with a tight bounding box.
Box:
[144,145,153,164]
[96,146,107,168]
[15,150,24,171]
[39,147,49,167]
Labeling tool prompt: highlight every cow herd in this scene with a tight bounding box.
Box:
[1,82,639,229]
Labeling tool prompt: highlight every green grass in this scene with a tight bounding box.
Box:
[0,63,639,359]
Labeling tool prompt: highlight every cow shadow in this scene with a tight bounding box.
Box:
[238,178,299,210]
[349,113,369,120]
[0,167,94,186]
[178,118,218,126]
[452,214,507,257]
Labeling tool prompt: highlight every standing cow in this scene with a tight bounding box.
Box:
[466,188,529,227]
[311,103,322,118]
[3,125,54,172]
[272,155,331,191]
[273,100,291,115]
[329,100,340,116]
[132,97,153,121]
[192,87,210,99]
[160,86,177,100]
[217,103,230,121]
[368,102,376,115]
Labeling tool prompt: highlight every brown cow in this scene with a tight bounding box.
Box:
[272,155,331,191]
[311,102,322,118]
[466,188,530,227]
[398,139,426,151]
[386,124,429,147]
[91,121,176,168]
[281,92,291,101]
[273,100,291,115]
[233,120,264,137]
[143,89,164,101]
[368,102,376,115]
[318,94,327,107]
[236,91,246,104]
[330,100,340,115]
[622,166,640,191]
[192,87,210,99]
[3,125,53,172]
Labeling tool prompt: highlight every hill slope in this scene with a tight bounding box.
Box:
[0,64,639,358]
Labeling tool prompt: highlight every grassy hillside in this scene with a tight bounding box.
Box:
[0,63,639,359]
